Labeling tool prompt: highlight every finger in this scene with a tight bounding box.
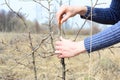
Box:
[60,36,66,41]
[56,9,66,24]
[56,11,60,23]
[57,54,62,59]
[61,13,70,23]
[55,50,62,54]
[55,41,61,46]
[58,54,64,58]
[56,5,69,24]
[55,46,62,50]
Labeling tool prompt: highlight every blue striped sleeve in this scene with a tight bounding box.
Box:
[84,21,120,53]
[81,0,120,24]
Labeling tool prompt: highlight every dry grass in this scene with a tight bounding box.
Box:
[0,32,120,80]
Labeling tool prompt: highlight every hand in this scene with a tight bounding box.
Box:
[56,5,87,23]
[55,37,86,58]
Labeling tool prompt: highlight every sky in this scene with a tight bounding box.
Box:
[0,0,112,28]
[0,0,37,21]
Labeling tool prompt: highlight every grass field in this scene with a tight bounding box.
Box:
[0,32,120,80]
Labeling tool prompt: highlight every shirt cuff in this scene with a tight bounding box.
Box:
[81,6,91,19]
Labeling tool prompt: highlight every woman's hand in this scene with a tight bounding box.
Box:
[55,37,86,58]
[56,5,87,23]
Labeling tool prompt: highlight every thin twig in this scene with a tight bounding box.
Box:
[29,32,37,80]
[108,48,115,55]
[9,34,50,77]
[33,0,50,11]
[4,0,28,28]
[74,20,87,41]
[74,0,101,41]
[59,22,66,80]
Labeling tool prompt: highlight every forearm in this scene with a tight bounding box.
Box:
[84,21,120,53]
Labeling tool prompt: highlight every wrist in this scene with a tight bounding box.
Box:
[76,41,86,54]
[78,6,87,16]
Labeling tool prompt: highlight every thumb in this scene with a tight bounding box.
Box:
[60,36,66,41]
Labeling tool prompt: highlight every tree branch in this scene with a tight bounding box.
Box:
[4,0,28,28]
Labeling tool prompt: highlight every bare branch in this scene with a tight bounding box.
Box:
[4,0,28,28]
[33,0,50,11]
[108,48,115,55]
[74,20,87,41]
[29,32,38,80]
